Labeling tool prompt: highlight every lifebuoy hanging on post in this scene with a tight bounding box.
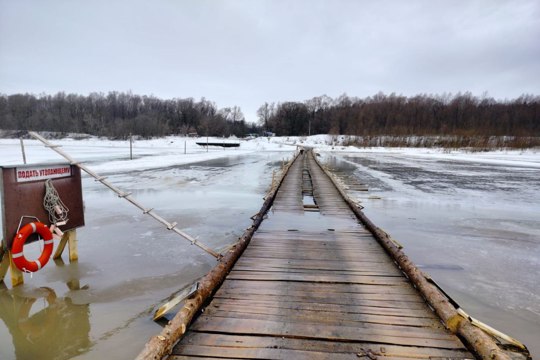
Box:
[11,222,54,272]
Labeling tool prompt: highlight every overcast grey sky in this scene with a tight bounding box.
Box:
[1,0,539,122]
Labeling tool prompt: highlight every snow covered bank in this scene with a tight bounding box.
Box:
[2,134,538,172]
[268,134,540,168]
[0,136,296,173]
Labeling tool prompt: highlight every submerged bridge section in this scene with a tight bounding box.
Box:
[170,152,475,359]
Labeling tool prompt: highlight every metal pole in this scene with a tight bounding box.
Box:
[130,133,133,160]
[20,138,27,164]
[184,141,186,155]
[28,131,220,259]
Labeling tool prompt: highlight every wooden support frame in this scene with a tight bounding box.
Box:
[67,230,78,262]
[0,249,10,283]
[53,229,78,262]
[1,245,24,287]
[1,229,78,287]
[9,251,24,287]
[0,250,36,287]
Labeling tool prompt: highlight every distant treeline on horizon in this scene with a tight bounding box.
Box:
[1,92,538,140]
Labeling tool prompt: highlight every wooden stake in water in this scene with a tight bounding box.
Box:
[20,138,27,164]
[130,133,133,160]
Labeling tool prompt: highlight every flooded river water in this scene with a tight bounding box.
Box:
[0,152,288,360]
[1,147,538,359]
[321,151,540,359]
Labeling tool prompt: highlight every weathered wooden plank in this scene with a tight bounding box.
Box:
[213,285,423,302]
[246,246,390,254]
[213,291,430,310]
[227,270,408,285]
[239,252,394,263]
[232,266,401,277]
[230,266,402,278]
[248,240,384,248]
[171,344,426,360]
[200,312,450,340]
[165,151,477,360]
[234,259,401,273]
[252,233,376,241]
[190,317,465,349]
[247,243,385,251]
[209,297,437,318]
[170,356,241,360]
[242,249,393,257]
[175,333,472,359]
[219,279,420,296]
[205,303,441,327]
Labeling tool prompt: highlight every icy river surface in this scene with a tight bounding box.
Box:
[0,139,291,360]
[320,150,540,359]
[1,139,539,359]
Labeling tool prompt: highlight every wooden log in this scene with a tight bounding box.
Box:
[53,229,78,262]
[53,231,69,259]
[0,249,10,283]
[135,152,300,360]
[67,229,78,262]
[154,282,199,321]
[9,251,24,287]
[311,151,518,360]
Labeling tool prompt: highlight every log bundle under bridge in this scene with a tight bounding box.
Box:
[138,150,530,360]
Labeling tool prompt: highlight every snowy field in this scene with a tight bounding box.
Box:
[0,134,539,359]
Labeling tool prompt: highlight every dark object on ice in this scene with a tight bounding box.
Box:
[196,142,240,148]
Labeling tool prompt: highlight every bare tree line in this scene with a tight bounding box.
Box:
[1,92,539,146]
[258,92,540,139]
[0,92,254,138]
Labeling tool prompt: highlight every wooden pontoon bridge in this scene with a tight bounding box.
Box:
[138,150,530,360]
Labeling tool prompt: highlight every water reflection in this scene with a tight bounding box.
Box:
[0,284,91,360]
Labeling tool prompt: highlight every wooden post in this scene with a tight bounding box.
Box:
[67,230,78,262]
[20,138,27,164]
[9,251,24,287]
[53,229,78,262]
[130,134,133,160]
[53,232,69,259]
[0,250,10,283]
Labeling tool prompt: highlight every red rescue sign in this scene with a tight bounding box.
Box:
[16,165,72,183]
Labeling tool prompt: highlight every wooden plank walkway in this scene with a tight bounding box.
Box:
[171,152,473,359]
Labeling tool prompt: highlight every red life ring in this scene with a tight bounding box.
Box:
[11,222,54,272]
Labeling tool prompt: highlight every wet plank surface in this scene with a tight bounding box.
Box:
[172,152,473,359]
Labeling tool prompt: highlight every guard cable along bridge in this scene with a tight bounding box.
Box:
[138,150,530,360]
[29,132,220,258]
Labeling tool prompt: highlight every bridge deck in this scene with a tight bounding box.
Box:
[171,152,473,359]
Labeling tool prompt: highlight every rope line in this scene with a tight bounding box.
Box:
[29,131,220,259]
[43,179,69,225]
